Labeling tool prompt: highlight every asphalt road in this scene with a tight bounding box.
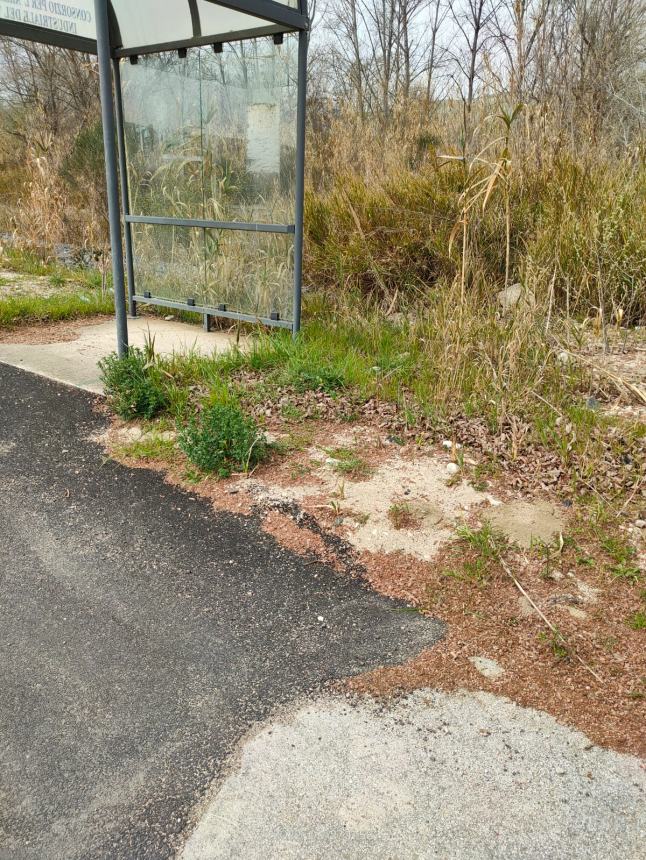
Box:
[0,364,444,860]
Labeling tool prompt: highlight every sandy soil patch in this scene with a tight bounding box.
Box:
[485,500,565,548]
[333,458,489,559]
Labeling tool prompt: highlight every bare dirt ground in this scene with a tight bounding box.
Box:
[99,413,646,758]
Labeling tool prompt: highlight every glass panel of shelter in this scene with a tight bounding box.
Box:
[121,34,297,322]
[203,228,293,319]
[131,223,207,305]
[200,37,297,224]
[123,52,204,220]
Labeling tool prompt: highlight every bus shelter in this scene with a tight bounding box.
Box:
[0,1,310,355]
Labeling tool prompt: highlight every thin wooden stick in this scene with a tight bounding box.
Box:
[495,550,603,683]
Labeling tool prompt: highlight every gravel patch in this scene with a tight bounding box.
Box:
[182,689,646,860]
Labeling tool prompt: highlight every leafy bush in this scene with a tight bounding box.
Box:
[178,402,267,477]
[99,348,168,420]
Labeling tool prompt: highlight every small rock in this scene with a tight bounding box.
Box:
[497,283,522,312]
[575,579,601,604]
[635,519,646,529]
[567,606,588,621]
[446,463,460,476]
[442,440,462,450]
[517,596,536,617]
[469,656,505,680]
[122,426,144,442]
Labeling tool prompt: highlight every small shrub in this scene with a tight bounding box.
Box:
[99,348,168,420]
[178,402,267,477]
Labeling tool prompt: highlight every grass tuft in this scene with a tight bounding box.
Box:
[99,348,168,420]
[0,291,113,326]
[627,611,646,631]
[388,501,423,530]
[325,446,372,478]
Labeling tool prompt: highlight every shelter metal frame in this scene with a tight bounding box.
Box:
[0,1,310,356]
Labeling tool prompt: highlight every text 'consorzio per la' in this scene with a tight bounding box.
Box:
[1,0,93,35]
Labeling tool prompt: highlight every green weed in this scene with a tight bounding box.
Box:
[117,435,176,462]
[1,248,55,277]
[388,501,422,530]
[627,611,646,631]
[611,561,642,586]
[178,402,267,478]
[280,402,306,422]
[457,522,506,559]
[49,272,67,289]
[531,534,566,579]
[325,446,372,478]
[538,629,570,661]
[0,290,113,326]
[99,348,169,420]
[442,522,508,584]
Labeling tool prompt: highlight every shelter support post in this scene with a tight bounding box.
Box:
[112,58,137,318]
[94,0,128,356]
[292,26,308,338]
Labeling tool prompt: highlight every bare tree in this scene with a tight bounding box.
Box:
[448,0,499,148]
[0,39,98,150]
[425,0,449,104]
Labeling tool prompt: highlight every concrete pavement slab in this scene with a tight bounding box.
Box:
[0,317,239,393]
